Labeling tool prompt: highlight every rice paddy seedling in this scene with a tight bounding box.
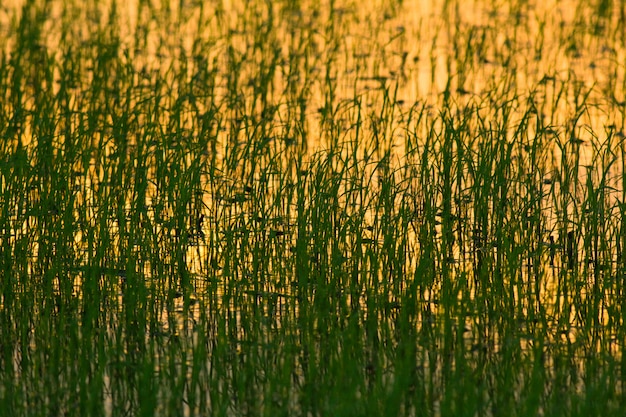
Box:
[2,0,626,415]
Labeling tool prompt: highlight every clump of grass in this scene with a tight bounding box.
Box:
[1,0,626,416]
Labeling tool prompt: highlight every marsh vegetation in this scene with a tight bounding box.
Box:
[1,0,626,415]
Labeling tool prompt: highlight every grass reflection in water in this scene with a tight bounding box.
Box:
[1,0,625,415]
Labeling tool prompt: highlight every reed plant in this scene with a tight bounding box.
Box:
[1,0,626,415]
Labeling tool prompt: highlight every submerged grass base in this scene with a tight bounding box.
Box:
[1,0,626,415]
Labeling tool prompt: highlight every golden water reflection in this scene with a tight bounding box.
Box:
[2,0,626,413]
